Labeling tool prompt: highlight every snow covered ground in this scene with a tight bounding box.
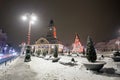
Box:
[0,56,36,80]
[0,54,120,80]
[28,54,120,80]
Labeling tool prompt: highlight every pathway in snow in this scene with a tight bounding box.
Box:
[0,55,120,80]
[0,56,37,80]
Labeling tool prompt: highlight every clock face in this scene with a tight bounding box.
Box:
[49,28,52,31]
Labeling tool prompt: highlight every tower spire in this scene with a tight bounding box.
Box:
[50,19,54,26]
[46,19,58,43]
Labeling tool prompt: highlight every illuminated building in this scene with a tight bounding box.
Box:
[32,20,63,54]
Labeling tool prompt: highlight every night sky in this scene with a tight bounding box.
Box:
[0,0,120,47]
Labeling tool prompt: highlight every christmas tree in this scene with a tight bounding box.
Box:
[86,36,97,62]
[72,33,83,53]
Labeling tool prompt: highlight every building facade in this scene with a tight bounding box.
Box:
[31,20,64,54]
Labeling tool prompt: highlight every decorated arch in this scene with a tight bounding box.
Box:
[35,37,49,44]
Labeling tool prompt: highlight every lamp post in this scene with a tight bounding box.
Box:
[22,13,37,45]
[28,19,32,45]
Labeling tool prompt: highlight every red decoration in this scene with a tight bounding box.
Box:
[72,33,83,53]
[53,26,57,38]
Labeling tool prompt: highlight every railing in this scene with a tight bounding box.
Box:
[0,54,18,65]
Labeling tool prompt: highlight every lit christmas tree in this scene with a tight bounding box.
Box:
[72,33,83,53]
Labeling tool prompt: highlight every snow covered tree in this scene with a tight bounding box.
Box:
[53,45,58,58]
[86,36,97,62]
[43,50,47,57]
[36,50,41,57]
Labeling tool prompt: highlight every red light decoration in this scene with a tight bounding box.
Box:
[72,33,83,53]
[53,26,57,38]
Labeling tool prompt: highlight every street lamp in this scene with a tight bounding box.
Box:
[22,13,37,45]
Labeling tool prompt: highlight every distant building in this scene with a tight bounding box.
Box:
[0,29,7,53]
[95,37,120,51]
